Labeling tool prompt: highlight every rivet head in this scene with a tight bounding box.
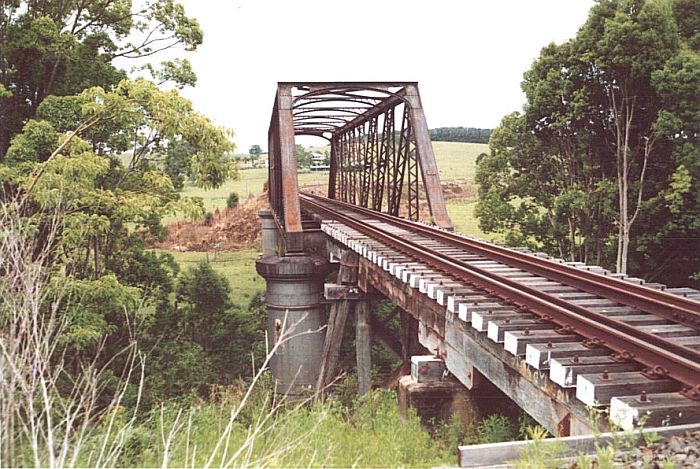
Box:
[601,370,609,380]
[572,355,580,363]
[640,391,648,402]
[546,341,553,348]
[524,328,530,335]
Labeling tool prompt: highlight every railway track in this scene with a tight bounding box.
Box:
[299,192,700,429]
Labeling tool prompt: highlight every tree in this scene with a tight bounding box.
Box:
[429,127,493,144]
[476,0,699,286]
[0,0,203,159]
[295,144,312,168]
[0,78,237,410]
[574,0,680,273]
[164,140,196,189]
[141,263,267,402]
[176,263,232,350]
[248,144,262,167]
[249,144,262,158]
[227,192,240,208]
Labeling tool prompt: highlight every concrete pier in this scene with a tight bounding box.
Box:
[258,209,279,255]
[256,210,331,397]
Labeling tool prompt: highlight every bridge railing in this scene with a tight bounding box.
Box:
[267,82,453,253]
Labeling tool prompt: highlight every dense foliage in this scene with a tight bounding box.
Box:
[295,144,313,168]
[0,89,242,401]
[0,0,203,160]
[430,127,493,144]
[476,0,699,286]
[0,2,249,448]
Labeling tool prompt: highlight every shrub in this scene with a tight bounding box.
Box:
[226,192,240,208]
[203,211,214,226]
[477,414,514,443]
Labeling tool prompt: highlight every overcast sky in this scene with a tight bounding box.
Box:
[175,0,595,152]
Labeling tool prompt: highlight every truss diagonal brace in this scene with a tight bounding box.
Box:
[403,85,451,229]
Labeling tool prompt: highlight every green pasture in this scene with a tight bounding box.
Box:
[432,141,487,182]
[446,198,485,238]
[167,249,263,304]
[180,141,488,213]
[180,168,328,212]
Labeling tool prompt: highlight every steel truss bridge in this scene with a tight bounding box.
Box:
[260,82,700,441]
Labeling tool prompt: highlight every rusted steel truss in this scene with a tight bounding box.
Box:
[267,82,452,251]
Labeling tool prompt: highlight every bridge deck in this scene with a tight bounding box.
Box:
[302,193,700,436]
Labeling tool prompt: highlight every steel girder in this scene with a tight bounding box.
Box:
[267,82,452,250]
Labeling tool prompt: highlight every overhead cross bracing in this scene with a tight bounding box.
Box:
[267,82,452,252]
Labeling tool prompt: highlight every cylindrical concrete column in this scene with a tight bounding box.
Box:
[256,254,330,397]
[258,209,279,256]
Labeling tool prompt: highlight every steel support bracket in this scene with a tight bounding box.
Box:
[324,283,365,301]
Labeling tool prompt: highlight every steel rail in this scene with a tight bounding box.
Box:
[299,193,700,398]
[302,192,700,330]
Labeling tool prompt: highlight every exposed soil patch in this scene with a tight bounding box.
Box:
[153,195,267,252]
[442,179,477,200]
[154,179,475,253]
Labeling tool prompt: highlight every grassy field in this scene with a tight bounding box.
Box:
[432,141,487,182]
[180,141,488,213]
[180,168,328,212]
[167,249,264,304]
[169,141,492,289]
[446,199,485,238]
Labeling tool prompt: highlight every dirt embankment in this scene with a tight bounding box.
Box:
[153,195,267,252]
[154,180,475,253]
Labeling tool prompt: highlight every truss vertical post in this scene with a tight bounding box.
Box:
[276,85,303,235]
[268,107,282,226]
[339,133,345,202]
[341,131,349,202]
[358,123,369,207]
[406,116,419,221]
[349,127,357,205]
[382,107,396,215]
[329,137,338,199]
[390,105,411,216]
[364,116,378,209]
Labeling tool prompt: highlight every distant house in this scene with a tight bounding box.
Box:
[310,152,330,172]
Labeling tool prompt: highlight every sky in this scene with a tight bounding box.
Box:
[174,0,596,152]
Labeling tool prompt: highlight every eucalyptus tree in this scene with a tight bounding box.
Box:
[477,0,699,285]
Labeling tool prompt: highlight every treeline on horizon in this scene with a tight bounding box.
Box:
[429,126,493,144]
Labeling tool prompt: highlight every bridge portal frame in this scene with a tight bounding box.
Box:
[267,82,452,253]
